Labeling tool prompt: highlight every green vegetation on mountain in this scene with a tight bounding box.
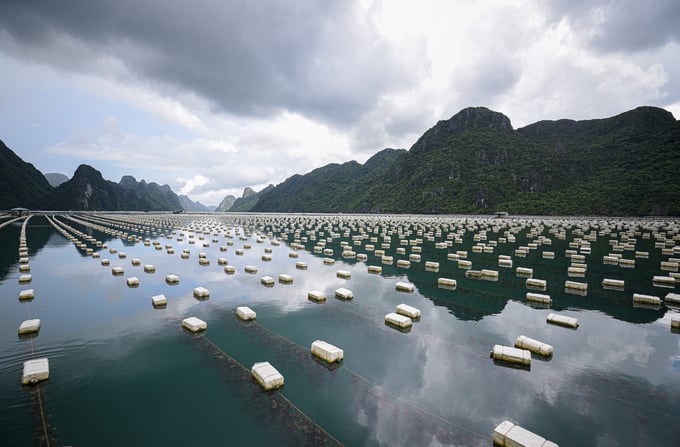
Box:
[215,194,236,212]
[253,106,680,216]
[54,167,182,211]
[229,185,274,212]
[0,139,53,209]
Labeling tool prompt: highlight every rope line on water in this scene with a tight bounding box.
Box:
[250,321,493,442]
[201,335,344,446]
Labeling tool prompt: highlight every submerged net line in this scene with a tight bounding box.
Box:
[19,225,55,447]
[197,334,344,446]
[325,296,680,421]
[231,316,493,444]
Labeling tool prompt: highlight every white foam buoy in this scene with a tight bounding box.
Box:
[165,274,179,284]
[182,317,207,333]
[18,274,32,283]
[438,278,457,289]
[151,294,167,306]
[308,290,326,302]
[565,280,587,291]
[126,277,139,287]
[547,312,579,328]
[18,319,41,335]
[396,303,421,319]
[336,270,351,279]
[385,312,412,328]
[490,345,531,366]
[261,276,275,286]
[22,358,49,385]
[295,262,308,270]
[18,289,34,301]
[335,287,353,300]
[278,274,293,284]
[311,340,344,363]
[493,420,558,447]
[632,293,661,306]
[251,361,284,390]
[526,292,551,305]
[367,265,382,274]
[245,265,258,273]
[111,267,124,276]
[395,281,415,292]
[665,292,680,305]
[515,335,553,356]
[236,306,257,320]
[602,278,625,289]
[193,287,210,298]
[526,278,547,290]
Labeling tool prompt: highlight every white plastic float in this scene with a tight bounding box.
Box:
[335,287,353,300]
[490,345,531,366]
[547,313,579,328]
[396,303,421,319]
[308,290,326,303]
[526,292,551,305]
[193,287,210,298]
[18,319,41,335]
[515,335,553,356]
[151,294,167,307]
[395,281,415,292]
[493,420,558,447]
[251,361,284,391]
[165,274,179,284]
[311,340,344,363]
[385,312,412,328]
[278,274,293,284]
[22,358,49,385]
[182,317,207,333]
[18,289,34,301]
[632,293,661,306]
[236,306,257,320]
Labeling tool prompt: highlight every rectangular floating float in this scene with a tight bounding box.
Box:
[602,278,625,289]
[335,287,353,300]
[395,281,415,292]
[425,261,439,270]
[396,259,411,268]
[111,267,124,276]
[182,317,207,333]
[396,303,421,319]
[18,274,32,283]
[236,306,257,320]
[261,276,275,286]
[652,276,675,286]
[126,277,139,287]
[493,420,558,447]
[565,280,587,291]
[251,361,284,391]
[311,340,344,363]
[19,289,34,301]
[526,292,551,305]
[632,293,661,306]
[308,290,326,302]
[18,319,41,335]
[665,292,680,305]
[165,274,179,284]
[672,318,680,329]
[244,265,258,273]
[224,266,235,274]
[515,335,553,356]
[295,262,308,270]
[547,313,579,328]
[516,267,533,277]
[499,258,513,268]
[151,294,167,306]
[131,258,141,266]
[22,358,49,385]
[526,278,546,289]
[193,287,210,298]
[278,274,293,284]
[336,270,351,279]
[385,312,412,328]
[438,278,457,289]
[490,345,531,366]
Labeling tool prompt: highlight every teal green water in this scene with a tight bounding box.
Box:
[1,214,679,446]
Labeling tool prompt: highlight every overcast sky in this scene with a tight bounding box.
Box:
[1,0,678,205]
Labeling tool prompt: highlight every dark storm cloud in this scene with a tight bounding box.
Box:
[546,0,680,53]
[0,0,419,127]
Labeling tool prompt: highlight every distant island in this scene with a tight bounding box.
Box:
[1,105,679,215]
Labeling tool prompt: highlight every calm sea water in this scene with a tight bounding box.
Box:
[1,213,679,446]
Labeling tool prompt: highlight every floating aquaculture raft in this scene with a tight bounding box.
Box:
[251,361,284,390]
